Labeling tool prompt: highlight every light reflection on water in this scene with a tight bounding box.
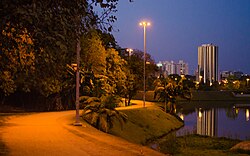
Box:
[176,102,250,140]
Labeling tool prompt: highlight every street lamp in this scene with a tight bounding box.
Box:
[126,48,133,57]
[139,21,150,107]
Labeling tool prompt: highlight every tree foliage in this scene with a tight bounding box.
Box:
[82,95,127,133]
[119,49,158,105]
[0,0,123,109]
[1,24,35,95]
[105,48,127,95]
[81,30,107,75]
[154,76,192,113]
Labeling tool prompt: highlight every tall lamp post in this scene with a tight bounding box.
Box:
[139,21,150,107]
[74,40,82,126]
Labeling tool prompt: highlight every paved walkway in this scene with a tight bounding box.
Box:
[0,109,164,156]
[117,100,155,110]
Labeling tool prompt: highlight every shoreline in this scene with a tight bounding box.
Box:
[134,90,250,102]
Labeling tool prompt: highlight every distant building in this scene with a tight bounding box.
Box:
[221,71,243,80]
[157,60,189,77]
[176,60,189,75]
[221,71,233,80]
[197,44,218,85]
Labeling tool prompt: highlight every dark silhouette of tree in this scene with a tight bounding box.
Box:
[154,76,192,113]
[119,49,158,106]
[0,0,122,110]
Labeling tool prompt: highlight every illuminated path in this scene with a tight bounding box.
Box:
[1,109,164,156]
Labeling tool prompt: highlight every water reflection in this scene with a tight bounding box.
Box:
[246,109,249,121]
[225,106,239,120]
[176,101,250,140]
[197,108,218,137]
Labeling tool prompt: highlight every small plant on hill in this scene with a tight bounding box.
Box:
[82,95,128,133]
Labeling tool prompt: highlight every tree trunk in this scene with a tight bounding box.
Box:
[164,100,167,112]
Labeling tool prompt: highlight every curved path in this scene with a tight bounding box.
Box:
[1,110,164,156]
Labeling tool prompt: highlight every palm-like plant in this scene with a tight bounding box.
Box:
[154,76,192,113]
[82,95,127,133]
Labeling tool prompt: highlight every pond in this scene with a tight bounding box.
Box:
[175,101,250,140]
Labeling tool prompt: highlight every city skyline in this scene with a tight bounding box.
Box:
[157,60,189,76]
[112,0,250,74]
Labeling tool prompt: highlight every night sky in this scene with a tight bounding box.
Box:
[112,0,250,75]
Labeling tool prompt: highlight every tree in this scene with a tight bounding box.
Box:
[96,29,118,49]
[154,76,192,113]
[81,30,107,75]
[1,0,120,50]
[119,49,158,105]
[105,48,127,96]
[79,30,127,98]
[123,71,136,106]
[1,0,121,109]
[1,24,35,95]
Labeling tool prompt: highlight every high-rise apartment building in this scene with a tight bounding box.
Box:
[197,44,218,85]
[177,60,189,75]
[157,60,189,77]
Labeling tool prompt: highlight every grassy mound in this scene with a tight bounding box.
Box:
[110,102,183,145]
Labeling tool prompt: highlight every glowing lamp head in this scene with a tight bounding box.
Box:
[139,21,151,26]
[126,48,133,52]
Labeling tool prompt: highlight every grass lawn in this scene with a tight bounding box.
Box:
[158,134,249,156]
